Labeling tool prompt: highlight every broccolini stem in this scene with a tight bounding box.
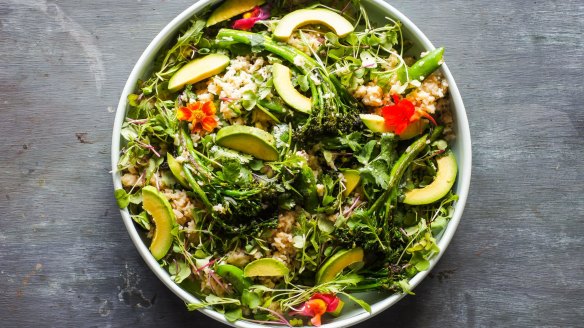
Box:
[216,29,317,73]
[367,134,429,215]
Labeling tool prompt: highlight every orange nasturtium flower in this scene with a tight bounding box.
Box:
[176,101,218,133]
[381,94,436,136]
[290,293,341,326]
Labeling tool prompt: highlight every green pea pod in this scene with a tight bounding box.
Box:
[398,47,444,83]
[215,264,252,294]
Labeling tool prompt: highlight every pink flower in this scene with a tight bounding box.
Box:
[289,293,341,326]
[232,5,270,30]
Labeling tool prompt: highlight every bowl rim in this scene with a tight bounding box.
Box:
[111,0,472,327]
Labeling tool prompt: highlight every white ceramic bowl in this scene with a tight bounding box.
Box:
[111,0,472,327]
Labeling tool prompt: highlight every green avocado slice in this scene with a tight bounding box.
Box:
[273,8,354,41]
[243,258,289,277]
[216,125,279,161]
[142,186,176,260]
[316,247,364,284]
[340,169,360,197]
[206,0,266,27]
[272,63,311,113]
[403,151,457,205]
[168,53,230,92]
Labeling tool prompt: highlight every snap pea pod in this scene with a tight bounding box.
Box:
[215,264,252,294]
[398,47,444,83]
[366,134,429,215]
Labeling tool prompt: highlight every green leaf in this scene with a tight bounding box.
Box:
[292,235,305,248]
[127,93,140,107]
[169,259,191,283]
[222,160,242,184]
[131,212,150,230]
[186,302,207,311]
[355,140,376,165]
[396,279,415,295]
[324,32,339,46]
[242,289,261,309]
[242,90,257,111]
[297,74,310,92]
[317,217,334,234]
[360,161,391,189]
[224,307,242,322]
[341,292,371,313]
[114,189,130,208]
[322,150,337,170]
[339,132,363,152]
[345,33,359,46]
[249,159,264,171]
[248,33,265,52]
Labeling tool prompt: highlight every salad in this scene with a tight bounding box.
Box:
[115,0,458,326]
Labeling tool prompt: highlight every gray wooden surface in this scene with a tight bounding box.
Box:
[1,0,583,327]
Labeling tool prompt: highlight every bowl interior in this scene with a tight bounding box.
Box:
[111,0,471,327]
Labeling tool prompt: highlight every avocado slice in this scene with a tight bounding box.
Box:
[340,169,360,197]
[273,9,354,41]
[316,247,364,284]
[215,264,252,294]
[216,125,279,161]
[166,153,188,188]
[403,151,457,205]
[168,53,230,92]
[272,63,311,113]
[243,258,289,277]
[359,113,427,140]
[142,186,176,260]
[206,0,266,27]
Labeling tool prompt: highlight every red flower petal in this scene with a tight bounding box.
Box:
[232,5,270,30]
[232,17,259,30]
[381,94,416,135]
[311,293,340,313]
[289,293,341,326]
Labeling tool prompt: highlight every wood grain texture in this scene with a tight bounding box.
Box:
[0,0,582,327]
